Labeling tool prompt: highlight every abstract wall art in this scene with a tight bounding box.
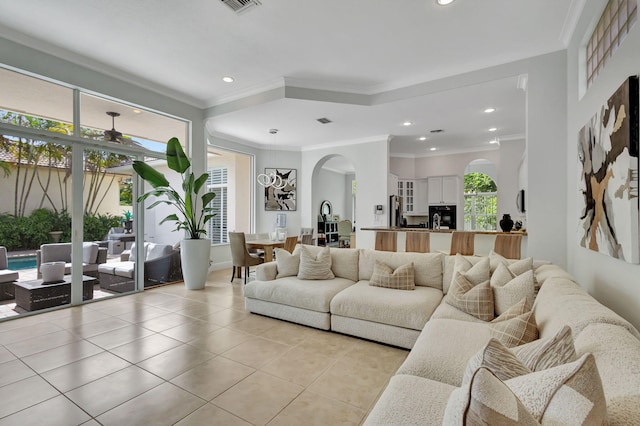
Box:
[578,76,639,264]
[264,168,296,211]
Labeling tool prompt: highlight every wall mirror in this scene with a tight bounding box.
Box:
[320,200,332,217]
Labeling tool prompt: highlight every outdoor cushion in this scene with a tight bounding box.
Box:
[146,243,172,261]
[0,269,19,283]
[82,242,99,264]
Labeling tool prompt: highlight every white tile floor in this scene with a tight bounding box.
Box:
[0,269,408,425]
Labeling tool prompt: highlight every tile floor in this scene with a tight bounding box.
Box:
[0,269,408,425]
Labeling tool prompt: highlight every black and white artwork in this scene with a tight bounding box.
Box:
[265,168,296,211]
[578,76,639,264]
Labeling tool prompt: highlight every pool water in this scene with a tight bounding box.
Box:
[7,255,37,270]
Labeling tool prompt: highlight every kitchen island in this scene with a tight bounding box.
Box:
[360,227,527,257]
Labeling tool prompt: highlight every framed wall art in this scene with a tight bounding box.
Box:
[577,76,639,264]
[264,168,297,211]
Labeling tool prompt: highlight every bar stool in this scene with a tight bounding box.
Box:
[375,231,397,252]
[406,232,430,253]
[493,234,523,259]
[449,231,475,255]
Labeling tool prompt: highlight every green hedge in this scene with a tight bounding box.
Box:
[0,209,121,252]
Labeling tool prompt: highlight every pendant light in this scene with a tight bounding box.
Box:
[257,129,286,189]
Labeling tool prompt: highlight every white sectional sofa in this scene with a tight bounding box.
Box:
[245,245,640,425]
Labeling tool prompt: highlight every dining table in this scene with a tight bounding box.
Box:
[245,238,285,263]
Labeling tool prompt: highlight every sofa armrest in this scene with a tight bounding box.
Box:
[36,250,42,278]
[120,250,131,261]
[256,262,277,281]
[143,251,176,284]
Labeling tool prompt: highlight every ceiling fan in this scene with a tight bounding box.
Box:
[103,111,141,147]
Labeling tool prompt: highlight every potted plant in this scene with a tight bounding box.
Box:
[132,137,216,290]
[122,210,134,234]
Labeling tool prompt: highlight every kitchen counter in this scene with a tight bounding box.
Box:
[360,227,527,235]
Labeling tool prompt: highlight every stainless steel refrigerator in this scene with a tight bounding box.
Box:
[389,195,403,227]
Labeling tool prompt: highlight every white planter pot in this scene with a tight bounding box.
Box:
[41,261,65,283]
[181,238,210,290]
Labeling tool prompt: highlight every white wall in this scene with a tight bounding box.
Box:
[301,137,389,249]
[566,0,640,330]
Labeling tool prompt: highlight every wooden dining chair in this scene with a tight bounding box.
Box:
[406,232,430,253]
[375,231,397,252]
[229,232,264,284]
[283,235,299,253]
[449,231,475,255]
[494,234,523,259]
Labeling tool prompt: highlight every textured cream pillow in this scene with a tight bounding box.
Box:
[274,248,300,278]
[512,325,577,372]
[505,353,607,424]
[491,263,535,315]
[462,338,532,385]
[443,367,540,426]
[297,245,335,280]
[451,254,490,288]
[492,298,530,321]
[445,272,494,321]
[490,308,538,347]
[369,261,415,290]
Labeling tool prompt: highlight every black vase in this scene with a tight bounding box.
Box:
[499,214,514,232]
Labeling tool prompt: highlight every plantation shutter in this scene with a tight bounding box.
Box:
[207,167,228,244]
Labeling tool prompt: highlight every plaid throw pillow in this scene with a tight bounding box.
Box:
[490,308,538,347]
[369,261,415,290]
[445,272,494,321]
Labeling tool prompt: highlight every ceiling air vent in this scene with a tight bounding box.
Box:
[220,0,261,13]
[316,117,332,124]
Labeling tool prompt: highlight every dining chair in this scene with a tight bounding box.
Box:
[245,233,265,257]
[229,232,264,284]
[449,231,475,255]
[300,228,314,245]
[493,234,523,259]
[283,235,299,253]
[337,220,352,248]
[406,232,430,253]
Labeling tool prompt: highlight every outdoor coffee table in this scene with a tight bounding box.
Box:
[14,275,95,311]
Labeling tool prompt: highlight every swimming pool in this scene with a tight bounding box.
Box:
[7,255,37,270]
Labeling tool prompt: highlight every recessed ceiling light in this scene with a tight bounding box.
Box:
[132,109,142,114]
[436,0,455,5]
[419,136,428,141]
[430,147,437,151]
[484,107,496,113]
[222,76,235,83]
[488,127,497,132]
[403,121,413,126]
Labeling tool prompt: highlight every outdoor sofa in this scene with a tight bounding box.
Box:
[245,245,640,425]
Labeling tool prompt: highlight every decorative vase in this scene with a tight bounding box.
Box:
[499,214,514,232]
[41,261,65,283]
[181,238,210,290]
[123,220,133,234]
[49,231,63,243]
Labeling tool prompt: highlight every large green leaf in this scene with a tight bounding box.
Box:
[193,173,209,194]
[159,213,180,226]
[166,137,190,174]
[133,161,169,188]
[201,191,216,206]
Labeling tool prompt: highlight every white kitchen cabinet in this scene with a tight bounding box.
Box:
[427,176,459,205]
[414,179,429,213]
[398,180,414,213]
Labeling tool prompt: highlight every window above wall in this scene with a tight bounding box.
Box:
[586,0,637,87]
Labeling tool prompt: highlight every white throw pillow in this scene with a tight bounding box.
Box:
[297,245,334,280]
[275,248,300,278]
[490,263,535,315]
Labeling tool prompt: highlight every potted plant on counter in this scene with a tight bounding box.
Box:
[133,137,216,290]
[122,210,134,234]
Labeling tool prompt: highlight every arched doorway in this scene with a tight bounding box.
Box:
[311,155,356,246]
[463,159,497,231]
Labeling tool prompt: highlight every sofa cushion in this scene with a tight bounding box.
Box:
[462,339,531,385]
[297,246,334,280]
[358,249,443,289]
[114,263,135,278]
[274,248,299,278]
[444,273,494,321]
[369,261,415,290]
[128,243,148,263]
[443,367,540,426]
[330,281,442,330]
[244,276,354,312]
[41,243,72,263]
[82,242,99,264]
[512,325,576,372]
[491,264,535,315]
[293,245,359,281]
[146,243,173,261]
[505,353,607,424]
[490,308,538,347]
[363,374,456,426]
[396,319,493,386]
[430,300,487,323]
